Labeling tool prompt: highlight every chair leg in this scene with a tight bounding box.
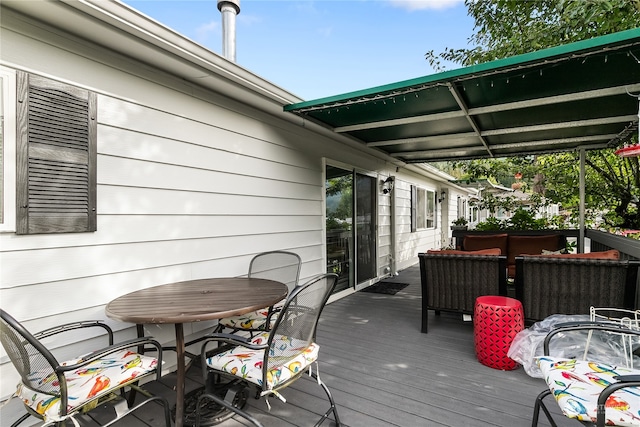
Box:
[124,383,139,407]
[10,412,32,427]
[311,371,341,427]
[531,389,558,427]
[421,308,429,333]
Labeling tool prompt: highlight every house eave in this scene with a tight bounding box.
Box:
[3,0,302,107]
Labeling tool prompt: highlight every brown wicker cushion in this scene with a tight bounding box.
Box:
[427,248,502,256]
[507,235,563,265]
[462,234,508,254]
[531,249,620,260]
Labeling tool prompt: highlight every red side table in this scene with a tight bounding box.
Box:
[474,296,524,370]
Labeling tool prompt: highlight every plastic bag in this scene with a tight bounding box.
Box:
[507,314,640,378]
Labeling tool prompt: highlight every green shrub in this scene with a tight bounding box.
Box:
[474,216,504,231]
[507,208,548,230]
[474,208,549,231]
[452,217,468,226]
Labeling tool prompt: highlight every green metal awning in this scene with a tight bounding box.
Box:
[285,28,640,163]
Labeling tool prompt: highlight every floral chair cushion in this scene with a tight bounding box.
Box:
[219,301,285,331]
[536,356,640,427]
[204,332,319,391]
[218,308,272,330]
[17,349,158,421]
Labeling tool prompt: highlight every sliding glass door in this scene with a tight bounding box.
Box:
[325,165,376,293]
[355,173,376,284]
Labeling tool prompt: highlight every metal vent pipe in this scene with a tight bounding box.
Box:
[217,0,240,62]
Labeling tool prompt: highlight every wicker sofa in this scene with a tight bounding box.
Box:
[418,251,507,333]
[514,255,640,323]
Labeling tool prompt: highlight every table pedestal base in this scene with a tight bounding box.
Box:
[174,382,249,427]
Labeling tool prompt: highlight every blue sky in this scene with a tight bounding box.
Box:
[122,0,475,100]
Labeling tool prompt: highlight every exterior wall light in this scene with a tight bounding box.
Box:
[381,176,394,194]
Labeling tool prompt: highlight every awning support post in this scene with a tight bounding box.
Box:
[579,148,586,253]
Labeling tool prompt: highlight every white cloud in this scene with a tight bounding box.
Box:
[196,20,220,41]
[387,0,463,11]
[293,2,320,15]
[317,26,333,38]
[238,14,262,26]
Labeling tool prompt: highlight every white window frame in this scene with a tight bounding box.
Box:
[415,187,436,230]
[0,66,16,232]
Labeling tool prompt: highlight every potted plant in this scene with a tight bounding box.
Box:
[451,217,468,230]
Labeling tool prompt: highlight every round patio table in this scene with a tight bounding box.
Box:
[106,277,288,427]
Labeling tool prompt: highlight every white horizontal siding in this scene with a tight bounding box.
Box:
[100,155,318,199]
[378,191,392,276]
[394,179,440,270]
[98,186,321,216]
[2,230,322,287]
[3,242,326,320]
[98,98,318,178]
[1,193,321,251]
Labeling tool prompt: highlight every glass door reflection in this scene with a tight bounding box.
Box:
[326,165,353,293]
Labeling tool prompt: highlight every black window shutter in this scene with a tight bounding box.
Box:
[410,185,416,232]
[16,72,96,234]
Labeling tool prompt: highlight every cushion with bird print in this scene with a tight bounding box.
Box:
[536,356,640,427]
[17,349,158,421]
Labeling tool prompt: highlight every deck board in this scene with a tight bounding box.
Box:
[1,265,576,427]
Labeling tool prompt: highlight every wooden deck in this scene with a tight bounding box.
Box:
[3,265,574,427]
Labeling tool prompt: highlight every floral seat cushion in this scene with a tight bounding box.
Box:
[219,301,286,331]
[218,308,272,330]
[536,356,640,427]
[17,349,158,421]
[204,332,319,390]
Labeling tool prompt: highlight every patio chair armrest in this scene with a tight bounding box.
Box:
[200,332,267,350]
[56,336,163,374]
[595,378,640,425]
[614,375,640,382]
[544,322,640,355]
[552,320,625,329]
[264,306,281,326]
[34,320,114,345]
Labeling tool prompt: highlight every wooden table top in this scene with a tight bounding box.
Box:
[105,277,288,324]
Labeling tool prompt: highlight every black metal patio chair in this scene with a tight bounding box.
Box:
[532,321,640,427]
[215,250,302,335]
[198,273,342,427]
[0,308,171,427]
